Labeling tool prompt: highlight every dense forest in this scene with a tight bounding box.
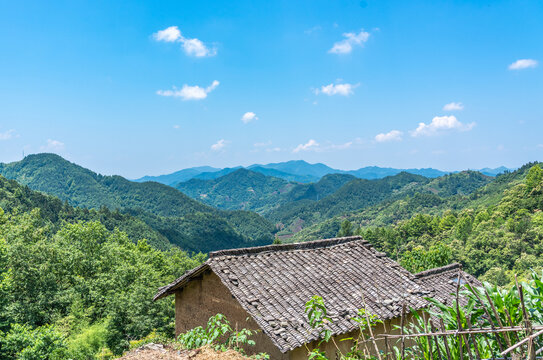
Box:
[0,154,275,253]
[293,163,543,285]
[0,175,206,358]
[0,153,541,359]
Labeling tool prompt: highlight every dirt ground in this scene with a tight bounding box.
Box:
[116,344,251,360]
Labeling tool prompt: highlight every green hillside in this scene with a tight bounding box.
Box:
[286,163,543,285]
[267,172,430,236]
[0,154,275,252]
[176,168,294,212]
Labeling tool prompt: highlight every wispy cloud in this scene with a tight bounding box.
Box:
[292,139,360,153]
[41,139,65,152]
[211,139,228,151]
[304,26,321,35]
[375,130,402,142]
[0,129,15,140]
[411,115,475,137]
[315,82,359,96]
[508,59,538,70]
[241,112,258,124]
[293,139,319,153]
[153,26,217,57]
[254,141,272,147]
[329,29,370,54]
[173,125,180,129]
[443,102,464,111]
[157,80,219,101]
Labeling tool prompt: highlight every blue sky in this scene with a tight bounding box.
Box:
[0,0,542,178]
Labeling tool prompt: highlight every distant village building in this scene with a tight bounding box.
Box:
[154,236,479,360]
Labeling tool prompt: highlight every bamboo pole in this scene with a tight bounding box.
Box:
[431,325,444,360]
[467,316,482,360]
[379,326,543,339]
[400,302,406,360]
[456,269,472,360]
[500,329,543,356]
[461,272,506,354]
[439,319,453,360]
[484,288,512,349]
[361,292,382,360]
[422,312,435,360]
[515,275,534,360]
[503,308,520,345]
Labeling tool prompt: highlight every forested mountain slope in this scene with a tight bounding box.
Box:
[0,182,207,358]
[0,154,275,252]
[287,163,543,286]
[176,168,294,212]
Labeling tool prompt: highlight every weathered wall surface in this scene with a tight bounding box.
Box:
[288,316,408,360]
[175,271,288,360]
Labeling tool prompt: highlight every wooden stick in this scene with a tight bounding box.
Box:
[477,320,496,360]
[400,302,406,360]
[456,269,471,360]
[467,316,482,360]
[503,308,520,345]
[515,275,534,360]
[431,324,444,360]
[378,326,543,339]
[483,288,512,348]
[461,272,506,354]
[422,312,435,360]
[500,329,543,356]
[439,318,453,360]
[361,292,382,360]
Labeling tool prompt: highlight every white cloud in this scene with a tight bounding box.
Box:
[241,112,258,124]
[41,139,65,152]
[266,147,282,153]
[153,26,216,57]
[508,59,538,70]
[443,102,464,111]
[254,141,272,147]
[157,80,219,101]
[0,129,15,140]
[375,130,402,142]
[293,139,319,153]
[315,82,358,96]
[153,26,182,42]
[411,115,475,137]
[182,38,216,57]
[329,29,370,54]
[173,125,180,129]
[211,139,228,151]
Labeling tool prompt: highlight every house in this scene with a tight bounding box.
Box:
[154,236,479,359]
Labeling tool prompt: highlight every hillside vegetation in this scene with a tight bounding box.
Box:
[292,164,543,285]
[0,154,275,253]
[0,179,207,358]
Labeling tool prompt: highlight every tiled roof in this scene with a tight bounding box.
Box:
[414,262,482,307]
[155,236,437,353]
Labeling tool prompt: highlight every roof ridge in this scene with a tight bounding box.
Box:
[209,236,366,258]
[414,262,462,278]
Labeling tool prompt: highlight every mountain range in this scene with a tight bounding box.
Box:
[0,153,521,249]
[134,160,512,185]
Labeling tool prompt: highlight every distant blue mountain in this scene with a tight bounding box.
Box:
[135,160,514,185]
[249,166,320,183]
[345,166,449,180]
[248,160,336,179]
[193,167,243,180]
[477,166,512,177]
[134,166,220,185]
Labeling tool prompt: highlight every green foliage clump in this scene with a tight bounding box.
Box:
[304,295,382,360]
[177,314,268,359]
[0,206,205,358]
